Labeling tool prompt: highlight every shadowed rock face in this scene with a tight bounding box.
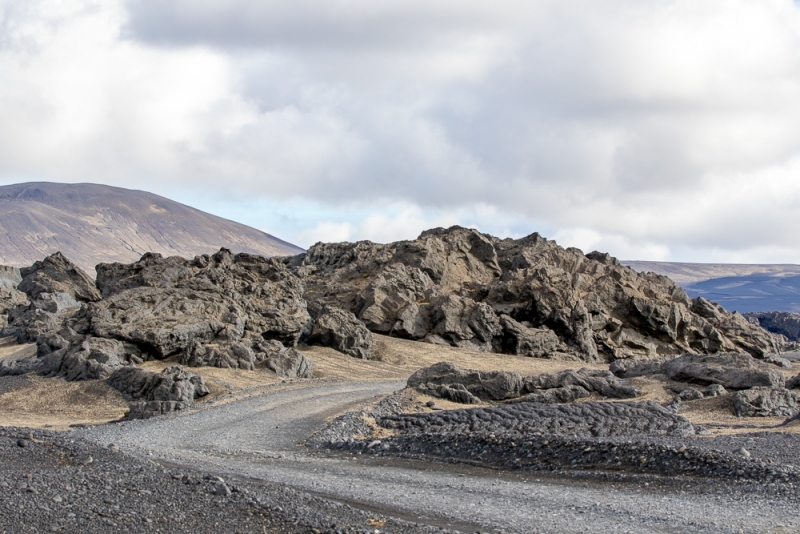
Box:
[745,312,800,342]
[289,226,786,362]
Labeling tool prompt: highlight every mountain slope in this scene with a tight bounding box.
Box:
[0,182,302,273]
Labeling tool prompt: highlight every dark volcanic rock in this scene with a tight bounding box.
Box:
[39,335,146,381]
[290,226,786,362]
[507,385,591,404]
[0,266,27,328]
[307,305,373,359]
[744,311,800,341]
[522,368,641,399]
[663,353,785,389]
[611,353,786,390]
[380,400,697,438]
[90,249,310,358]
[408,362,523,401]
[106,365,209,419]
[181,339,256,370]
[409,362,640,404]
[17,252,100,303]
[732,387,800,417]
[263,347,314,379]
[416,383,483,404]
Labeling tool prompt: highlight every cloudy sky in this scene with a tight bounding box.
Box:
[2,0,800,262]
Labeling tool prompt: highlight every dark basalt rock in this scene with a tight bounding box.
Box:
[744,311,800,341]
[290,226,786,362]
[307,305,373,359]
[522,368,641,399]
[507,385,591,404]
[408,362,523,401]
[180,339,256,370]
[732,387,800,417]
[0,266,27,329]
[106,365,209,419]
[611,352,786,390]
[17,252,100,303]
[263,346,314,379]
[416,383,482,404]
[408,362,641,404]
[380,400,697,438]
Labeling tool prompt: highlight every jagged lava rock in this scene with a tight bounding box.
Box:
[732,387,800,417]
[288,226,785,362]
[744,311,800,342]
[107,365,209,419]
[611,353,786,390]
[408,362,523,401]
[307,305,373,359]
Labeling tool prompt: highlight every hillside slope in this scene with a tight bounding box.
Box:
[0,182,302,272]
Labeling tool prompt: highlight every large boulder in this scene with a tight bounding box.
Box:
[106,365,209,419]
[662,353,785,390]
[611,353,786,390]
[17,252,100,303]
[407,362,523,401]
[39,336,145,381]
[496,315,564,358]
[307,306,373,359]
[732,387,800,417]
[263,346,314,379]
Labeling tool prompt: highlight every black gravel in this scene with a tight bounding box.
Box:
[312,396,800,502]
[0,427,450,534]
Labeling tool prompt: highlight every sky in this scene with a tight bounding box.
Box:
[2,0,800,262]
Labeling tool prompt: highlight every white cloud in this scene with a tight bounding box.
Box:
[3,0,800,262]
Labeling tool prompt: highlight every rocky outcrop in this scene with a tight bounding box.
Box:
[744,312,800,341]
[0,266,27,328]
[732,387,800,417]
[2,253,99,344]
[264,347,314,379]
[408,362,523,401]
[611,353,786,390]
[408,362,640,404]
[106,365,209,419]
[307,306,373,359]
[289,226,786,362]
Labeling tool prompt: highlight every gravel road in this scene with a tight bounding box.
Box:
[71,380,800,533]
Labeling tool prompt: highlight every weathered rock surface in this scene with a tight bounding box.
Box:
[181,339,257,370]
[522,368,641,399]
[507,385,591,404]
[380,400,697,438]
[0,266,27,328]
[263,346,314,379]
[307,305,373,359]
[408,362,640,404]
[2,253,99,343]
[289,226,786,362]
[611,353,786,390]
[732,387,800,417]
[408,362,523,401]
[106,365,209,419]
[745,312,800,342]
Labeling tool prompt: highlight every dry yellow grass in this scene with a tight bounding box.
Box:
[0,333,797,434]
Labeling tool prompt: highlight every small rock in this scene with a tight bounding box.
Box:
[16,439,30,448]
[737,447,751,458]
[367,440,382,449]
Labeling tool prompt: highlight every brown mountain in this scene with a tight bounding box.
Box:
[0,182,302,273]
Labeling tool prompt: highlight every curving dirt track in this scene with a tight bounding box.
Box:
[77,380,799,533]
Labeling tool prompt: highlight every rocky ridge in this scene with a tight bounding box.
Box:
[289,226,786,362]
[0,225,794,420]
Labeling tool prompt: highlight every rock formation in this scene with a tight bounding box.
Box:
[744,312,800,342]
[407,362,640,404]
[289,226,786,362]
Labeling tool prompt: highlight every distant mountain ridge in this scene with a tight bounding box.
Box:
[623,261,800,313]
[0,182,303,273]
